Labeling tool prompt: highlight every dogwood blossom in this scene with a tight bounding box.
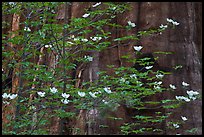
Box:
[9,94,18,100]
[127,21,136,27]
[62,93,70,99]
[2,93,10,99]
[155,81,162,85]
[2,93,18,100]
[81,38,88,42]
[82,13,90,18]
[61,99,69,104]
[24,27,31,32]
[89,92,97,98]
[175,96,190,102]
[67,41,74,45]
[182,81,189,86]
[181,116,187,121]
[159,24,168,29]
[37,91,45,97]
[45,45,52,48]
[187,90,199,100]
[133,46,143,51]
[156,74,164,79]
[84,55,93,61]
[145,66,153,70]
[130,74,137,79]
[90,36,102,41]
[92,2,101,8]
[169,84,176,90]
[50,87,58,94]
[104,87,112,94]
[3,101,10,105]
[173,123,180,128]
[167,18,180,26]
[102,99,108,104]
[78,91,86,97]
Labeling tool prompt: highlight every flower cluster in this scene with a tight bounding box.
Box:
[90,36,102,41]
[24,27,31,32]
[61,93,70,104]
[186,90,199,100]
[175,96,190,102]
[127,21,136,27]
[159,24,168,29]
[2,93,18,100]
[181,116,187,121]
[169,84,176,90]
[133,46,143,52]
[37,91,45,97]
[84,55,93,62]
[78,91,86,97]
[182,81,189,86]
[145,66,153,70]
[45,44,52,48]
[156,74,164,79]
[167,18,179,26]
[82,13,90,18]
[92,2,101,8]
[50,87,58,94]
[173,123,180,128]
[104,87,112,94]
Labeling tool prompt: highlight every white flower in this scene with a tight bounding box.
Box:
[133,46,143,51]
[173,124,180,128]
[3,101,10,105]
[50,87,58,94]
[24,27,31,32]
[127,21,136,27]
[37,91,45,97]
[187,90,199,100]
[159,24,168,29]
[175,96,190,102]
[182,81,189,86]
[70,35,75,38]
[2,93,10,99]
[155,81,162,85]
[89,92,97,98]
[74,38,80,41]
[82,13,90,18]
[61,99,69,104]
[92,2,101,8]
[104,87,112,94]
[120,78,126,83]
[167,18,180,26]
[9,2,15,5]
[102,99,108,104]
[67,41,74,45]
[154,85,161,90]
[45,45,52,48]
[111,7,117,10]
[145,66,153,70]
[170,84,176,90]
[78,91,86,97]
[156,74,164,79]
[130,74,137,79]
[84,55,93,62]
[90,36,102,41]
[61,93,70,99]
[9,94,18,100]
[181,116,187,121]
[81,38,88,42]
